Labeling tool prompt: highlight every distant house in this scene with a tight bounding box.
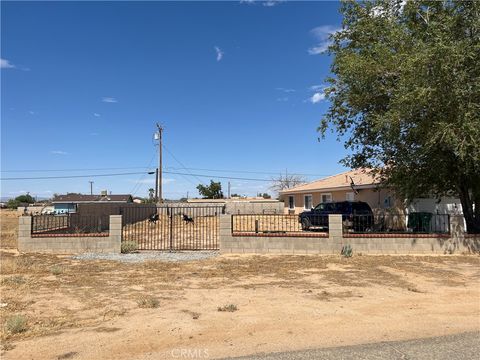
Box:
[279,169,463,216]
[52,194,133,214]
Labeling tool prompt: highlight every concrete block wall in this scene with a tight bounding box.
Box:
[18,215,122,254]
[220,214,480,255]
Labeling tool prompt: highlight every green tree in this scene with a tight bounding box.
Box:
[6,194,35,209]
[197,180,223,199]
[258,193,272,199]
[320,0,480,233]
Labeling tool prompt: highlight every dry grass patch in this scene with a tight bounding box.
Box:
[0,210,18,249]
[315,290,359,301]
[136,296,160,309]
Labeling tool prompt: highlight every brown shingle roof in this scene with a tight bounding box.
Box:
[52,194,133,203]
[280,168,378,194]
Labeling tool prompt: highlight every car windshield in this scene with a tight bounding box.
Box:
[314,203,326,211]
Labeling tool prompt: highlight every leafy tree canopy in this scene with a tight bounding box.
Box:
[6,194,35,209]
[320,0,480,232]
[197,180,224,199]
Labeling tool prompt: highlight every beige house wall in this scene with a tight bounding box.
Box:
[282,187,398,214]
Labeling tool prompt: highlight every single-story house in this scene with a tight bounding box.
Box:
[52,194,133,214]
[279,169,463,216]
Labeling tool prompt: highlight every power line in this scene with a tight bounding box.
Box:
[0,171,154,180]
[1,166,330,178]
[129,151,157,196]
[164,167,329,177]
[162,171,272,182]
[162,144,206,186]
[0,166,152,173]
[0,170,273,182]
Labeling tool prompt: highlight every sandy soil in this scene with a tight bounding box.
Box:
[1,250,479,360]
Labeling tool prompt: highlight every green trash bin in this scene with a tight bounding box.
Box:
[408,212,433,233]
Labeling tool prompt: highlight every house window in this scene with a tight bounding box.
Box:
[384,196,392,208]
[346,192,355,201]
[288,196,295,210]
[321,193,332,203]
[304,195,312,210]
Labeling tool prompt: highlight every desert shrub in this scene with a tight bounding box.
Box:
[137,296,160,308]
[4,314,28,334]
[50,266,63,275]
[121,241,138,253]
[341,244,353,257]
[217,304,238,312]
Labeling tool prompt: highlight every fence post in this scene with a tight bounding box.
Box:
[109,215,122,253]
[18,216,33,252]
[328,214,344,251]
[219,214,234,253]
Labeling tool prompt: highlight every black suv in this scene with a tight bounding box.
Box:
[299,201,373,231]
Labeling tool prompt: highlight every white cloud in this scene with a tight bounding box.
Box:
[310,85,323,91]
[309,92,325,104]
[308,25,341,55]
[0,58,29,71]
[1,58,15,69]
[50,150,68,155]
[93,113,101,117]
[90,132,99,136]
[276,97,289,102]
[28,111,35,115]
[276,87,296,93]
[102,97,118,103]
[263,0,283,7]
[214,46,224,62]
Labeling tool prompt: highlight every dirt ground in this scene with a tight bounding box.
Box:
[1,210,479,359]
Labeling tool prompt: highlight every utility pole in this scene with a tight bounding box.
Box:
[156,123,164,203]
[89,181,94,195]
[228,181,231,199]
[154,168,159,202]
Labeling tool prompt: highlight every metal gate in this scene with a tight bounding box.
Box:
[120,205,224,250]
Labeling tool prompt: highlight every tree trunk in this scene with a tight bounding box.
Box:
[458,182,480,234]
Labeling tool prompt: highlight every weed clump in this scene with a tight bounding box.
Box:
[121,241,138,253]
[217,304,238,312]
[50,266,63,275]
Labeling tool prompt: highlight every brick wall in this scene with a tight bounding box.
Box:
[18,215,122,254]
[220,214,480,255]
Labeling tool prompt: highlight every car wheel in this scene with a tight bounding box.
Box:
[301,218,311,231]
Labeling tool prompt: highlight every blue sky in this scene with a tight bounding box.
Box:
[1,0,349,200]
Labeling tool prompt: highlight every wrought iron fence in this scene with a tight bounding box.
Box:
[31,213,110,235]
[343,213,450,234]
[232,214,329,234]
[120,205,225,250]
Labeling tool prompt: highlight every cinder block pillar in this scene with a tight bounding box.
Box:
[109,215,122,253]
[219,214,233,253]
[18,216,32,252]
[328,214,344,246]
